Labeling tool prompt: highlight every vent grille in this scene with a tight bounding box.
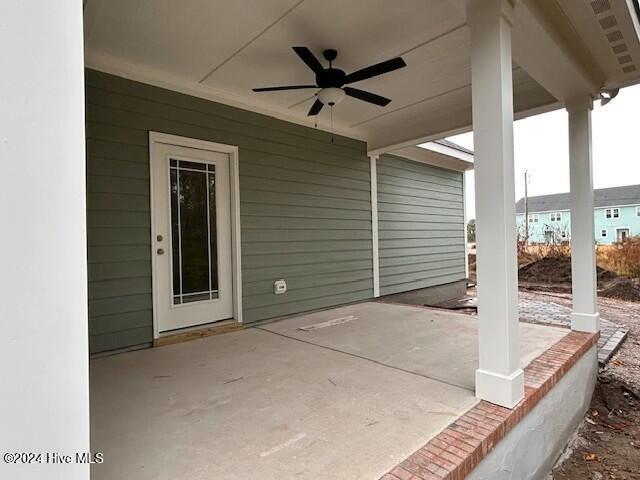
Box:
[606,30,624,42]
[590,0,637,76]
[599,15,618,29]
[591,0,611,14]
[612,43,628,54]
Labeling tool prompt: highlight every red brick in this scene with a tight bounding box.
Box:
[390,467,417,480]
[379,330,597,480]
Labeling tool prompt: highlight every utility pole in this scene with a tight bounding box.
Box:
[524,170,529,244]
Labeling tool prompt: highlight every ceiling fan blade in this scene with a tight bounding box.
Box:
[344,87,391,106]
[307,99,324,116]
[344,57,407,84]
[292,46,325,74]
[253,85,317,92]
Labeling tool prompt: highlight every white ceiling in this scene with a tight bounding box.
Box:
[84,0,640,152]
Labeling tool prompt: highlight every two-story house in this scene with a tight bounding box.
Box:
[515,185,640,245]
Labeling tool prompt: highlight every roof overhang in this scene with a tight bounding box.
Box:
[386,145,474,172]
[424,140,473,160]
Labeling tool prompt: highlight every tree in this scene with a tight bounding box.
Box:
[467,219,476,243]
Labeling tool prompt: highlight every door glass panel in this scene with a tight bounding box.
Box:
[208,167,219,294]
[169,159,219,305]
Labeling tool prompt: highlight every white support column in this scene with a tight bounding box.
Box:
[568,96,600,333]
[370,154,381,297]
[0,2,89,480]
[468,0,524,408]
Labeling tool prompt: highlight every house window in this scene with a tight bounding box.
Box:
[636,206,640,217]
[605,208,620,219]
[601,229,608,237]
[550,212,562,222]
[528,214,539,223]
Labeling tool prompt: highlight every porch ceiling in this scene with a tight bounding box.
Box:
[84,0,640,151]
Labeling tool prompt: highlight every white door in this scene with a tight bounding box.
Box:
[151,142,233,332]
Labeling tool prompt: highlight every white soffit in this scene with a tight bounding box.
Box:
[83,0,640,149]
[555,0,640,88]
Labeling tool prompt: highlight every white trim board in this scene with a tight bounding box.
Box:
[463,171,470,279]
[420,141,474,163]
[369,154,380,298]
[149,132,243,339]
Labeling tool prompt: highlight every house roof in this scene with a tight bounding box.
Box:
[515,184,640,213]
[417,139,474,166]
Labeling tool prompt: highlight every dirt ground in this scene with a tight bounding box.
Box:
[519,255,617,286]
[465,254,640,476]
[518,291,640,479]
[518,254,640,302]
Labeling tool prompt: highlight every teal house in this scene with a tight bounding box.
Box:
[515,185,640,245]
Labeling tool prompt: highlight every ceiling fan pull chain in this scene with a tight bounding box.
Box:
[330,106,334,143]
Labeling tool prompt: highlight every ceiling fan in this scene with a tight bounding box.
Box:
[253,47,406,116]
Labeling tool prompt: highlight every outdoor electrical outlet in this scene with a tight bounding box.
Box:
[274,279,287,295]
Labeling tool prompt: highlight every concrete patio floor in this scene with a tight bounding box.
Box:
[90,302,568,480]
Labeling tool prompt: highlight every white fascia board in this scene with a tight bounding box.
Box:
[512,0,602,101]
[625,0,640,42]
[419,141,474,163]
[385,145,474,172]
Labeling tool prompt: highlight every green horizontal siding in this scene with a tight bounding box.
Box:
[85,69,371,352]
[377,154,466,296]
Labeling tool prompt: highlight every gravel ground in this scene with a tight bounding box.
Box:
[519,291,640,479]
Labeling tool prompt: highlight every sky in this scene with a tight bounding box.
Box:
[446,84,640,220]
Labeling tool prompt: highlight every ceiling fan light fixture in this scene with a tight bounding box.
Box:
[317,87,345,106]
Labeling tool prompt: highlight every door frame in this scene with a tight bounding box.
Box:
[149,132,243,339]
[615,226,631,242]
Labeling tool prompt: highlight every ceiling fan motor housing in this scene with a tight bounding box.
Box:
[316,68,346,89]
